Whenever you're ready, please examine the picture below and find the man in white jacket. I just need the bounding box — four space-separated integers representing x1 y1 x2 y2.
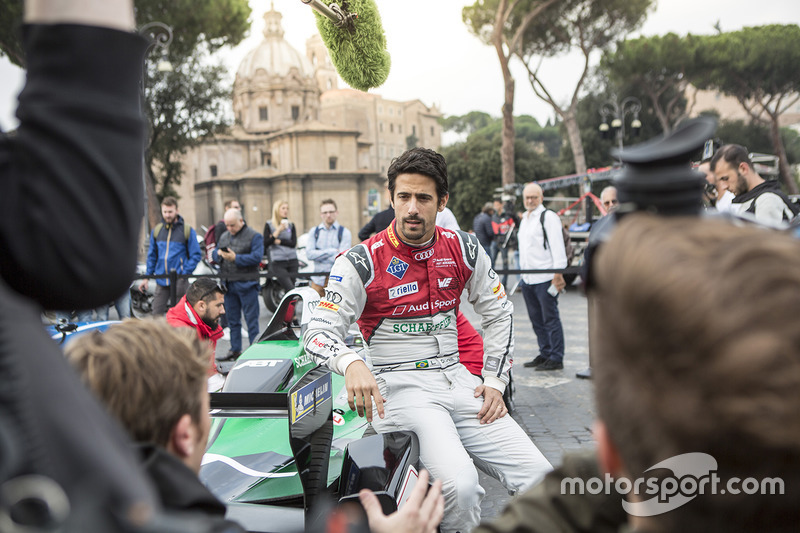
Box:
518 183 567 371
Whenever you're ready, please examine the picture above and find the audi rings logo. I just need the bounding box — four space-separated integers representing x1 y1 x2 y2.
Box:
413 248 435 261
324 290 343 304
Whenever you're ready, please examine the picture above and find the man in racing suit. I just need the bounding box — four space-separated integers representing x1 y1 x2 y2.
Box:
304 148 551 533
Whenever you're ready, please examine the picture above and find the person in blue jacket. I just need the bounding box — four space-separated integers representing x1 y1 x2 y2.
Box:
139 196 202 315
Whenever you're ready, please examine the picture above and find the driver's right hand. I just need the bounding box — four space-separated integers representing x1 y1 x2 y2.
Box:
344 360 385 422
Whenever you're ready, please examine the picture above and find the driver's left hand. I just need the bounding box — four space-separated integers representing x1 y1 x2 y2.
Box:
474 384 508 425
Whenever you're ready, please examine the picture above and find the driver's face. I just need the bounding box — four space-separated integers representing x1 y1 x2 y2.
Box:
391 173 446 245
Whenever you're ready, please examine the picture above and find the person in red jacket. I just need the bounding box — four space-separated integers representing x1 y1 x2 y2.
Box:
166 278 226 390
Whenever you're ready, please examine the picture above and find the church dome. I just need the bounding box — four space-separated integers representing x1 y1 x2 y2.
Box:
236 7 313 80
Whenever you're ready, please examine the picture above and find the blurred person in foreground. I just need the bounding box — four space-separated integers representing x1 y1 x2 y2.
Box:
0 0 160 528
476 215 800 533
67 320 445 533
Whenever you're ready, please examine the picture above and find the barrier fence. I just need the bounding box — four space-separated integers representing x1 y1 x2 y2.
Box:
135 265 583 310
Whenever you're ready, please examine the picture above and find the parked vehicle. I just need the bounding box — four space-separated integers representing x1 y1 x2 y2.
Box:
200 286 422 530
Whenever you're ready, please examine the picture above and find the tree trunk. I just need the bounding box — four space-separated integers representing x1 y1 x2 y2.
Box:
145 165 161 231
768 116 799 194
564 108 587 175
493 0 515 187
500 74 515 187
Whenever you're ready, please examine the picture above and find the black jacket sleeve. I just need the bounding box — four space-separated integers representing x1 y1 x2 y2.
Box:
358 217 376 241
264 222 297 249
264 221 275 246
286 224 298 248
0 24 147 309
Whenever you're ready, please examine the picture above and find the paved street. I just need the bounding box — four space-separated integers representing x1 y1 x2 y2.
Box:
211 283 596 521
461 286 597 520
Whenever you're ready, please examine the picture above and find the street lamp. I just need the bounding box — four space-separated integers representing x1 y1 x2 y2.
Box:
599 96 642 156
138 22 173 239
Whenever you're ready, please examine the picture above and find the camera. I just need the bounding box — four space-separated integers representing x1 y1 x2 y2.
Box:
702 180 717 199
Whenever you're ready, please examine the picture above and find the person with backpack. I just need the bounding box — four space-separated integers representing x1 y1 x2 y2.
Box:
306 199 352 297
263 199 299 293
712 144 800 224
139 196 202 315
518 183 567 371
204 199 241 264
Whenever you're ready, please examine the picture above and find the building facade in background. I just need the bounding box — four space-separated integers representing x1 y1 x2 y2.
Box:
177 6 442 237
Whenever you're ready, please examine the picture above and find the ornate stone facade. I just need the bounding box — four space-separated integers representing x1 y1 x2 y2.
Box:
177 5 442 238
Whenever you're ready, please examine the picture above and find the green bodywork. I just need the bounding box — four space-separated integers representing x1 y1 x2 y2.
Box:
202 339 369 504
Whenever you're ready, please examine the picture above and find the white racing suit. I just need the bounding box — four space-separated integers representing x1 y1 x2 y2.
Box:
304 222 552 533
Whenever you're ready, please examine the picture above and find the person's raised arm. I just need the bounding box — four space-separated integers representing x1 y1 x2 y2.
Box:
2 0 145 309
25 0 135 30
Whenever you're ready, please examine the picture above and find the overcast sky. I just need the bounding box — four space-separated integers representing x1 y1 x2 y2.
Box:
1 0 799 132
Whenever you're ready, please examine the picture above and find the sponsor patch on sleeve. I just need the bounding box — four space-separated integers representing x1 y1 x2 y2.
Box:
318 300 340 312
330 275 343 282
484 357 500 372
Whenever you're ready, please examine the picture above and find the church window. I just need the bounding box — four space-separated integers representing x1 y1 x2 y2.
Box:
261 150 272 167
329 157 338 170
430 126 434 136
398 125 402 134
292 106 300 121
210 165 218 177
259 106 268 121
380 122 384 133
390 124 394 133
412 125 416 135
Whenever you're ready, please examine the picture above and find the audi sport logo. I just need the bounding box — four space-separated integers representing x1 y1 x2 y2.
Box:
413 248 434 261
324 290 343 304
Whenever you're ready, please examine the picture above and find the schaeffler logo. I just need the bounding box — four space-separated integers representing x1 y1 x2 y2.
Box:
561 453 784 517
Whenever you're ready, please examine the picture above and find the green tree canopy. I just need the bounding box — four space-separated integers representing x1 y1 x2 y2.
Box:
601 33 700 134
692 25 800 193
514 0 654 175
0 0 23 66
0 0 252 226
443 114 558 226
463 0 561 187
